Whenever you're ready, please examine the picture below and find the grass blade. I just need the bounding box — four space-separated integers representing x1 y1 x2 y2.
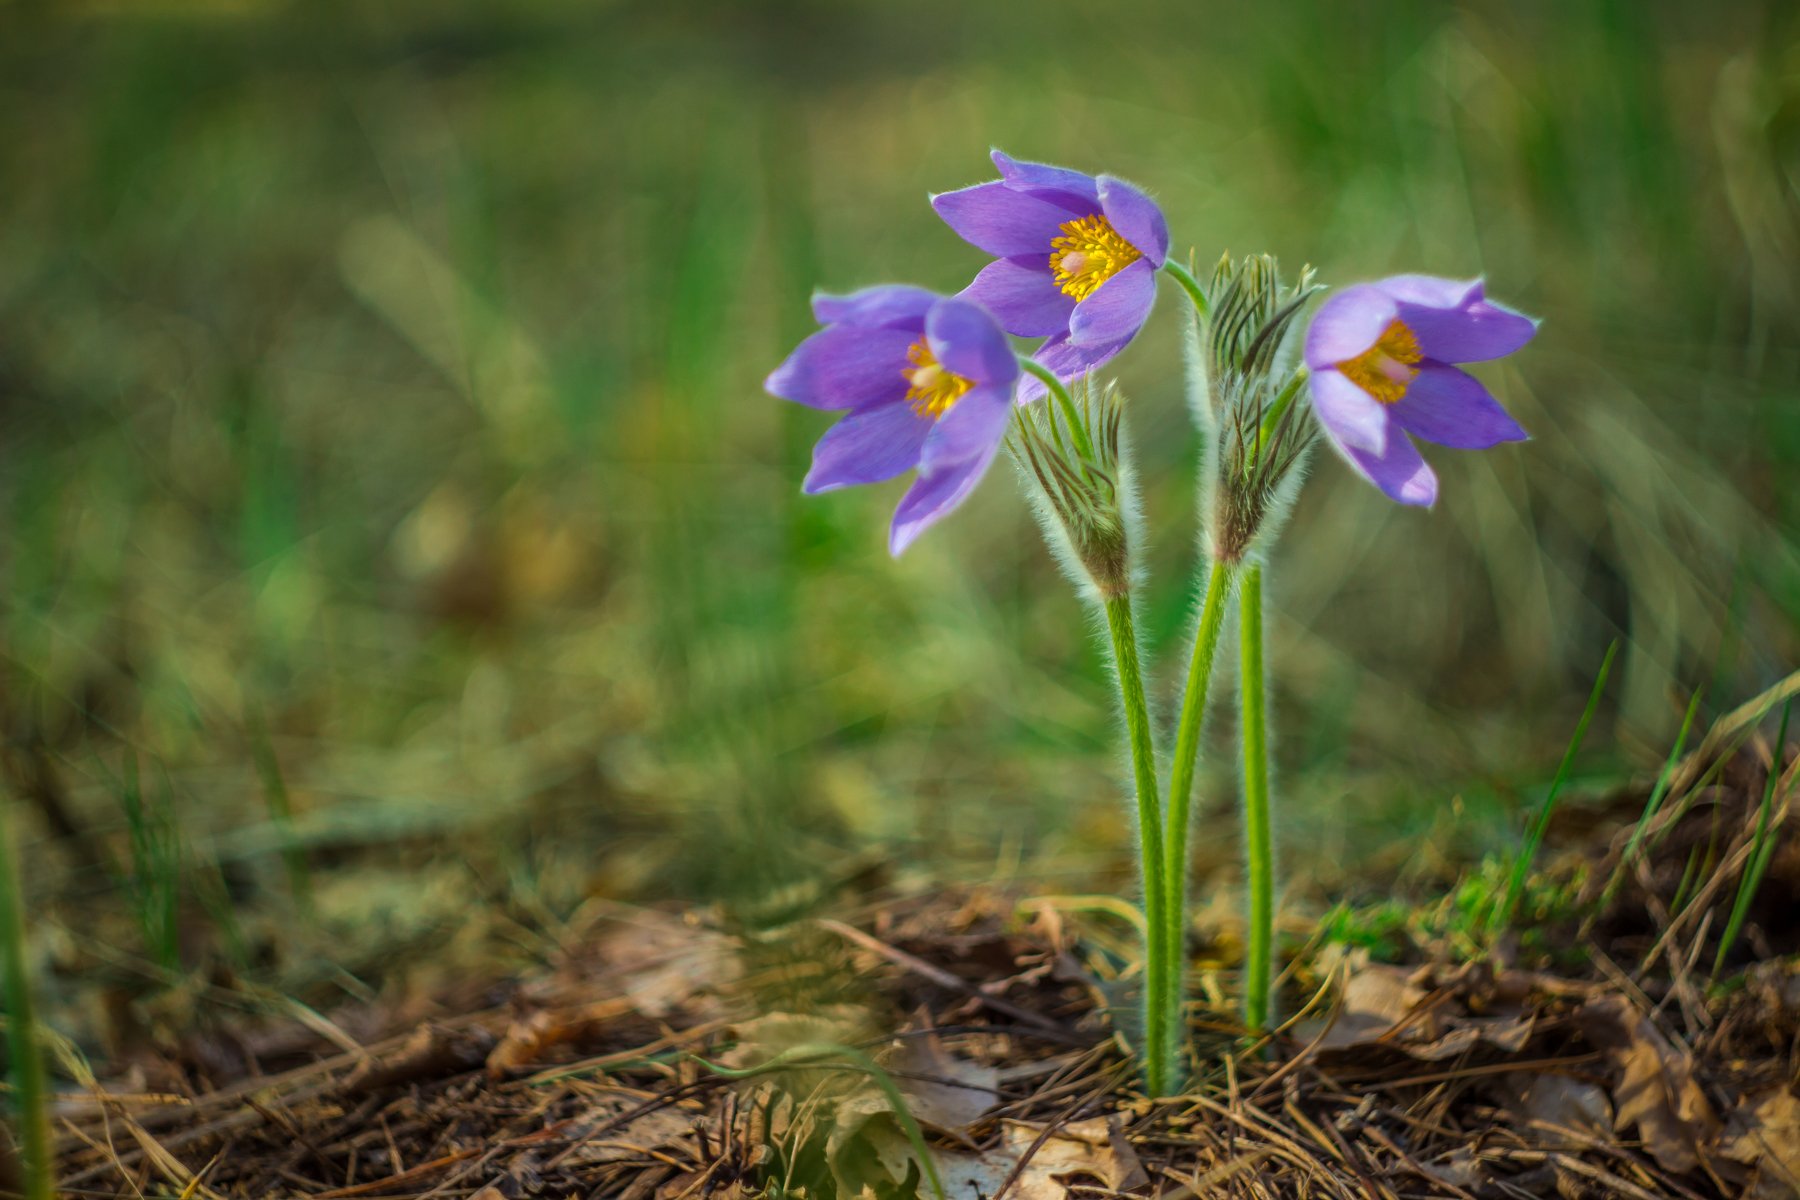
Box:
1600 685 1704 908
1713 699 1792 975
0 802 55 1200
1496 640 1618 931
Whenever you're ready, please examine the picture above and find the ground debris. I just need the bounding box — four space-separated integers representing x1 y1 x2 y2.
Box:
50 748 1800 1200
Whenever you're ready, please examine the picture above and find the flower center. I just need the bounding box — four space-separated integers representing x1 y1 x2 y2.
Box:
903 338 975 419
1337 318 1423 404
1049 214 1143 301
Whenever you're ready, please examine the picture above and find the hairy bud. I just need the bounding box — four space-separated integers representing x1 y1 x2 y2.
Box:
1195 253 1321 562
1012 379 1136 599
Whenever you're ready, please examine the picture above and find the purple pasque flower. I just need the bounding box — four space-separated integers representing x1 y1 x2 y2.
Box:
1304 275 1537 506
931 151 1169 403
765 285 1020 555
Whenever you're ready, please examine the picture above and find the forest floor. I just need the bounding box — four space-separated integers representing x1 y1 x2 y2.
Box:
35 687 1800 1200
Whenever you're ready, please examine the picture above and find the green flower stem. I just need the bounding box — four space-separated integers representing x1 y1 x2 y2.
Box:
1018 359 1096 465
1160 260 1211 319
1102 592 1169 1094
1159 555 1237 1066
1238 563 1274 1035
0 806 54 1200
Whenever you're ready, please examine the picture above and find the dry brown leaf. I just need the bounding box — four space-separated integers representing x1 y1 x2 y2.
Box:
935 1116 1146 1199
1303 964 1430 1050
891 1036 1000 1138
1499 1070 1614 1139
595 910 738 1020
1719 1088 1800 1199
563 1104 698 1166
1300 964 1535 1061
1578 993 1719 1174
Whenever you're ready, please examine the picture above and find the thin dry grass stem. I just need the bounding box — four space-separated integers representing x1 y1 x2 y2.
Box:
45 873 1800 1199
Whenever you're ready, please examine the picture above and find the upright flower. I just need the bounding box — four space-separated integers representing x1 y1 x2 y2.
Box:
765 286 1020 554
1304 276 1536 505
932 151 1169 402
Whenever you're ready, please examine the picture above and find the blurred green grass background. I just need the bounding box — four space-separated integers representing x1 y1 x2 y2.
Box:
1 0 1798 1045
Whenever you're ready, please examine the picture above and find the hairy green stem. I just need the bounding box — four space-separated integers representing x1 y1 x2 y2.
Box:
1160 260 1211 319
1238 564 1274 1035
1158 556 1237 1071
1018 359 1097 464
0 806 54 1200
1102 593 1169 1094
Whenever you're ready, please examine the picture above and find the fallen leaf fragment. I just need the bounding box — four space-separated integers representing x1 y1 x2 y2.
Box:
890 1036 1000 1139
935 1117 1145 1199
1577 993 1718 1174
1719 1088 1800 1200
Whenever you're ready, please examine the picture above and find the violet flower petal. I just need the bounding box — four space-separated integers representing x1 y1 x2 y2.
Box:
989 150 1100 212
811 285 936 331
1389 363 1529 449
925 298 1018 386
1333 427 1438 507
931 183 1077 259
1097 176 1168 267
919 382 1012 472
1308 368 1392 454
1371 275 1480 308
1399 294 1538 364
1304 285 1398 368
961 257 1075 338
1068 258 1156 347
765 326 917 410
802 399 933 493
889 390 1010 555
1015 332 1127 404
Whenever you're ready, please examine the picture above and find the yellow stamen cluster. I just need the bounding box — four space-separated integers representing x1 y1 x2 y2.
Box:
903 338 975 419
1337 319 1423 404
1049 214 1142 301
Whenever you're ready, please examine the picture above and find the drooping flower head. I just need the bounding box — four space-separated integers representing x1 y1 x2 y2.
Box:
932 151 1169 402
1304 276 1537 506
765 286 1019 555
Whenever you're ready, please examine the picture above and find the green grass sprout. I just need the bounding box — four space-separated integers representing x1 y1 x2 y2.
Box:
0 803 54 1200
1713 699 1792 975
1497 640 1619 932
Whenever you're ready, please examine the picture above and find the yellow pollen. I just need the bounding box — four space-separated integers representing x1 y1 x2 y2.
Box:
1337 319 1423 404
1049 214 1142 301
902 338 975 419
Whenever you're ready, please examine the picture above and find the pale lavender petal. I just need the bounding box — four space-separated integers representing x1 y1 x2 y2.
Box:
888 453 992 555
802 399 932 493
889 392 1009 555
1097 176 1168 267
1371 275 1480 308
811 285 935 331
765 326 915 410
1399 290 1539 364
919 383 1012 472
931 182 1074 258
989 150 1100 212
960 257 1074 338
1068 259 1156 347
1015 332 1126 404
1389 363 1528 449
1308 368 1392 454
925 298 1019 386
1304 285 1398 368
1331 427 1439 507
